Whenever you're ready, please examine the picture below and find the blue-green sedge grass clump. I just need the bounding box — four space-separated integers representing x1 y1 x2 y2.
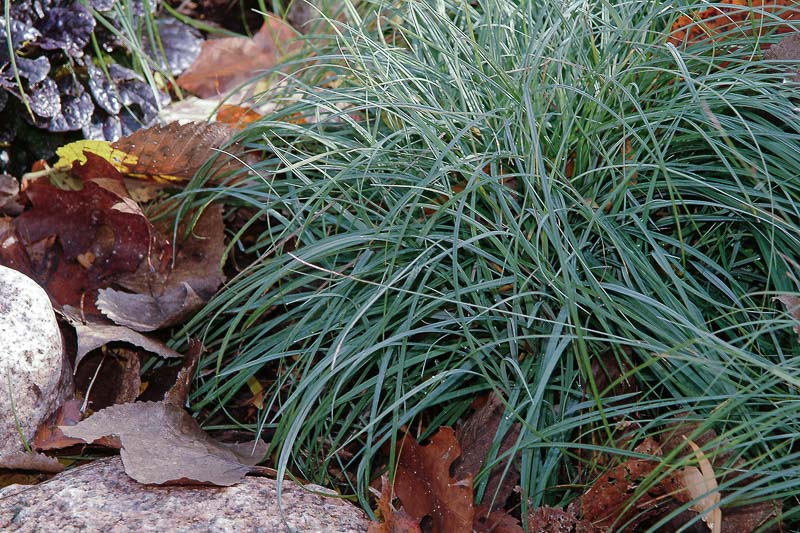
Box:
174 0 800 527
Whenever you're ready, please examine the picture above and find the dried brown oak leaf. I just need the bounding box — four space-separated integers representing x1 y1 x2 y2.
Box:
177 14 300 98
577 438 664 531
393 427 474 533
368 473 422 533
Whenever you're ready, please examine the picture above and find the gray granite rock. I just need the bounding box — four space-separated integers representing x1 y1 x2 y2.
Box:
0 457 370 532
0 266 70 456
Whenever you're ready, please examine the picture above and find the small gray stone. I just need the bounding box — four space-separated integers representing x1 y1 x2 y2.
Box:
0 457 370 532
0 266 69 455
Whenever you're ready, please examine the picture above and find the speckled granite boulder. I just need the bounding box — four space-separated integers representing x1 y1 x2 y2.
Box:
0 266 70 456
0 457 370 532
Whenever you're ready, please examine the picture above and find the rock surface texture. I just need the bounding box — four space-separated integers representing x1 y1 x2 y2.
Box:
0 266 68 455
0 456 370 532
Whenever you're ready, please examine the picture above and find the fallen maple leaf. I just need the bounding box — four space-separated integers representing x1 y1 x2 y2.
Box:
393 427 474 533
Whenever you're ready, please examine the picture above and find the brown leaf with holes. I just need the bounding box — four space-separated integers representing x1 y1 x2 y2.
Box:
393 427 474 533
111 122 247 183
454 393 520 510
528 506 597 533
576 438 664 530
177 15 300 98
368 473 422 533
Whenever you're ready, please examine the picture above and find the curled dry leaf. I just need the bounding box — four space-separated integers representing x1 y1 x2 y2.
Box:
683 439 721 533
69 320 181 365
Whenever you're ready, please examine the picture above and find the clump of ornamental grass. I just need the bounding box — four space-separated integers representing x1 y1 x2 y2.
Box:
173 0 800 526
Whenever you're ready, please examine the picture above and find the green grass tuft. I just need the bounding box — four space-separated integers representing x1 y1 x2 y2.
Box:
173 0 800 526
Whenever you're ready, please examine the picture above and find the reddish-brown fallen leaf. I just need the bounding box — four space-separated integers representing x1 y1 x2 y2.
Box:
454 393 520 510
111 122 245 183
177 15 300 98
10 153 171 314
368 473 422 533
473 506 524 533
33 399 86 451
577 438 664 530
668 0 799 46
97 203 226 331
393 427 474 533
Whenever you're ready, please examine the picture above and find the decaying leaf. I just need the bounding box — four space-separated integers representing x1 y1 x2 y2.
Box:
61 401 266 486
176 14 300 98
683 439 721 533
164 339 203 407
60 339 260 487
473 507 524 533
0 451 64 473
368 473 422 533
775 294 800 343
33 399 86 451
11 153 171 313
55 122 246 184
527 506 597 533
69 320 181 364
393 427 474 533
577 438 664 530
97 203 226 331
454 393 520 510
